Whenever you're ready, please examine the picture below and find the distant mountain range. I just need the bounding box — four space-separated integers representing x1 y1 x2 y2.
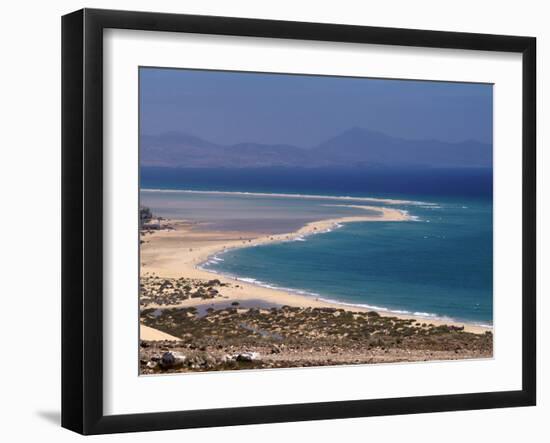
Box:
140 127 492 169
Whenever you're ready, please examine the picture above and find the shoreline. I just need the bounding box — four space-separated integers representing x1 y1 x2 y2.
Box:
198 264 492 332
140 207 492 335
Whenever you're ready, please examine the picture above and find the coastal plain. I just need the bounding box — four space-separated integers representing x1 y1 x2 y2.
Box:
139 206 493 374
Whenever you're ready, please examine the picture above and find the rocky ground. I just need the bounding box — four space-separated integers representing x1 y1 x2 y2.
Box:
139 297 493 374
140 275 226 306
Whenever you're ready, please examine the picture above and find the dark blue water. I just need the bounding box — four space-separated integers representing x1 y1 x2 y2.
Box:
141 167 493 325
141 167 492 200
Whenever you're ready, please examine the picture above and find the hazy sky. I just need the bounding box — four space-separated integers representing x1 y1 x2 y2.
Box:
140 67 493 147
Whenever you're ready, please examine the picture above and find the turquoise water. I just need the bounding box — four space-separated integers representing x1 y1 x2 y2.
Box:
142 189 493 325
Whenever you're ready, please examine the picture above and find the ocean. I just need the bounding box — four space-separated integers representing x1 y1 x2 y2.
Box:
140 167 493 326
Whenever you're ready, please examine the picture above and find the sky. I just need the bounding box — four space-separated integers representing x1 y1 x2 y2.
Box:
139 67 493 147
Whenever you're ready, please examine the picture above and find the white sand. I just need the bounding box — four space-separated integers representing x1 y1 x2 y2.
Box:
140 324 181 341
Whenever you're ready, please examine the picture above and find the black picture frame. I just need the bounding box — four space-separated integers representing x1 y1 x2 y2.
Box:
61 8 536 435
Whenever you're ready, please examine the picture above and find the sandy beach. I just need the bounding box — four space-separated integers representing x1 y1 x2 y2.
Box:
140 324 181 341
140 206 490 334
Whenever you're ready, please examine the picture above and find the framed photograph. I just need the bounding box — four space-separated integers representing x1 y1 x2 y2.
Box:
61 8 536 435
